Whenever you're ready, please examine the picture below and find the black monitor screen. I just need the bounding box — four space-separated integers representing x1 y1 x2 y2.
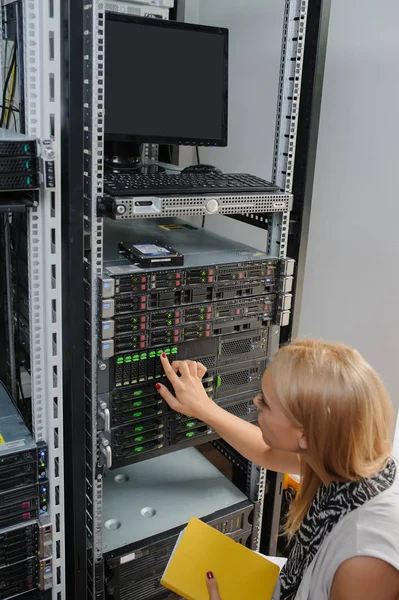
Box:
104 14 229 146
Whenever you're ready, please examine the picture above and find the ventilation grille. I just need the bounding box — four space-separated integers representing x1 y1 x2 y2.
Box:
118 540 175 584
225 400 252 418
0 173 40 190
119 572 167 600
117 193 291 219
221 338 252 357
219 371 250 389
0 157 38 173
0 142 36 156
197 355 216 370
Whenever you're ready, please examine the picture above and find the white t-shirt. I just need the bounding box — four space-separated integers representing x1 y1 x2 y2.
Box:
273 461 399 599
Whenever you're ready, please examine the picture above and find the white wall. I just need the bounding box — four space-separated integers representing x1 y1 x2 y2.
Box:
182 0 285 250
296 0 399 442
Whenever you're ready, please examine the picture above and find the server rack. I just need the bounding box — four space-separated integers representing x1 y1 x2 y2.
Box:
0 0 330 598
0 0 66 597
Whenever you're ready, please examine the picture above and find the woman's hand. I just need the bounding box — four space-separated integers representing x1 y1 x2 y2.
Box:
156 354 215 421
206 572 222 600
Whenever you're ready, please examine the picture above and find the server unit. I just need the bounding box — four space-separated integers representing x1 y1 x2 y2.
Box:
0 129 40 192
0 383 52 597
103 448 256 600
97 219 293 468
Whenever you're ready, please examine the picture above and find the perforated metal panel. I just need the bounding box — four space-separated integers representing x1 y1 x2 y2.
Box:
113 193 292 219
22 0 65 597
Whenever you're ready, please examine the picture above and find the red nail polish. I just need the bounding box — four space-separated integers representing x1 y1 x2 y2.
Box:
154 383 161 390
206 572 214 580
161 353 166 358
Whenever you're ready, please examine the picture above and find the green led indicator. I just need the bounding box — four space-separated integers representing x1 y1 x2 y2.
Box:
164 348 171 355
149 351 156 358
201 271 206 276
216 376 222 388
185 432 195 438
116 357 124 364
133 318 138 323
140 353 147 360
186 422 195 428
167 313 172 318
171 347 178 354
133 355 140 361
200 316 204 320
133 401 143 408
134 426 144 432
167 320 172 326
134 436 144 443
124 356 132 363
133 411 143 418
134 446 144 453
133 390 143 396
200 308 205 313
156 349 163 356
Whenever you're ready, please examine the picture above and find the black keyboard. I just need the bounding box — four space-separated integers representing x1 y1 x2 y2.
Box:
103 172 280 197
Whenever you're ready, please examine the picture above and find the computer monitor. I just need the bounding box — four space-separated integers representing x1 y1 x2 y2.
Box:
104 13 229 147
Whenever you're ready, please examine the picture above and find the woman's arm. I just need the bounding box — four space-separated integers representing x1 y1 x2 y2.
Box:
158 355 300 475
330 557 399 600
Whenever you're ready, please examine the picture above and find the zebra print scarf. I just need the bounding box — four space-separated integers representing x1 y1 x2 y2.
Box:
279 458 396 600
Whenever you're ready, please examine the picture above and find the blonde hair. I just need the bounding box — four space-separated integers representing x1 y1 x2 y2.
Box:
270 339 393 538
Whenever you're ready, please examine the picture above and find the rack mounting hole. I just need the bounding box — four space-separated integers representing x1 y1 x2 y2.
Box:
105 519 121 531
115 474 129 484
141 507 156 518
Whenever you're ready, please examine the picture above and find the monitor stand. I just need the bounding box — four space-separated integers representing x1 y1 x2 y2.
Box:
104 141 165 174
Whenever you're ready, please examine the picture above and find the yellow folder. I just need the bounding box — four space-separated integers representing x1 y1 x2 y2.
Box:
161 517 280 600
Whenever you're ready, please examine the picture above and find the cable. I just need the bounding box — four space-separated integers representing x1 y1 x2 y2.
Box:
0 43 16 128
6 60 17 128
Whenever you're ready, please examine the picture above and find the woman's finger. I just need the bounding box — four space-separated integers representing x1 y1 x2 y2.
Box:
206 572 221 600
176 360 191 379
171 360 207 379
196 362 207 379
155 383 180 412
161 354 182 388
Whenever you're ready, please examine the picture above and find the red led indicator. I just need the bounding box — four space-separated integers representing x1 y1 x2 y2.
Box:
140 303 146 310
141 284 146 290
140 316 146 322
176 280 181 287
238 273 244 279
140 335 146 341
206 324 211 330
176 273 181 279
175 318 180 325
174 336 179 342
235 309 241 315
208 276 213 283
140 324 146 330
207 307 212 313
141 276 146 283
209 269 214 276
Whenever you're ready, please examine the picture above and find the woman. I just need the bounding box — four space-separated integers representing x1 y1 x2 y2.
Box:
156 339 399 600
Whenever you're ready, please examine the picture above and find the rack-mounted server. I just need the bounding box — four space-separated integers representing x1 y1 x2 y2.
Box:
103 448 256 600
97 219 294 469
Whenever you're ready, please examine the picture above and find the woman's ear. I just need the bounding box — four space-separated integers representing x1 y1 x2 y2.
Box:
298 430 307 451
